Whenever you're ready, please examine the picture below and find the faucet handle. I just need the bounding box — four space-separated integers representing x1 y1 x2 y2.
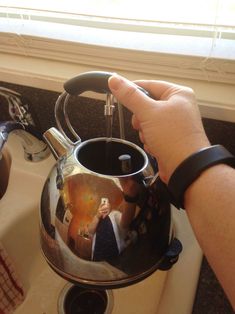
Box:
0 86 35 126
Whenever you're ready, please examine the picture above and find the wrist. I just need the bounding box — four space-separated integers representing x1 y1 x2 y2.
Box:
167 145 235 209
95 213 102 219
162 137 210 183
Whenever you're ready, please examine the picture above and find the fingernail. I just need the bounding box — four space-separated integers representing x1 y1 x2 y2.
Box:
108 74 124 91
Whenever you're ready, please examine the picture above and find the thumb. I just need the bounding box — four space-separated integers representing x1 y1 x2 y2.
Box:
108 74 153 114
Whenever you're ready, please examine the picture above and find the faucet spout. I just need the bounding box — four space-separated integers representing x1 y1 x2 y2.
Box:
0 121 50 162
0 121 23 151
0 87 50 162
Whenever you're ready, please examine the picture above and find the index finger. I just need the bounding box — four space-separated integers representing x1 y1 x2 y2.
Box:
108 74 182 115
108 74 155 114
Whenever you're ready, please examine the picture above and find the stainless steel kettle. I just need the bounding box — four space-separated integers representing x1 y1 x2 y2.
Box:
40 71 182 289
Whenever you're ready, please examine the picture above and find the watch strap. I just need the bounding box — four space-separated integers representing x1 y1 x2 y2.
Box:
167 145 235 209
123 193 139 203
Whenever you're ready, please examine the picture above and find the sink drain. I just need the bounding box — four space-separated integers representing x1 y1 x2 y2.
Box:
58 283 114 314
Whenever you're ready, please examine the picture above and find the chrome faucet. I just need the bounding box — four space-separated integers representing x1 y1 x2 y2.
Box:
0 87 50 162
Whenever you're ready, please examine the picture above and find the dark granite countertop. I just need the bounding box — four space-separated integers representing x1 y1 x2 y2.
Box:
193 257 233 313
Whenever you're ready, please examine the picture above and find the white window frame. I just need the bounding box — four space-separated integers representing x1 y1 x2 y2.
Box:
0 10 235 122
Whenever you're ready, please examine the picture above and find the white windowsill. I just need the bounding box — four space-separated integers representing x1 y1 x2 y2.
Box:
0 18 235 122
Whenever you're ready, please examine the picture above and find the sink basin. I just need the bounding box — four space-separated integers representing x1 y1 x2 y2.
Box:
0 135 202 314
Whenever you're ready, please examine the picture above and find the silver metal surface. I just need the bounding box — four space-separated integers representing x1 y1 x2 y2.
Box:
118 154 132 174
15 129 50 162
43 127 74 159
55 91 81 146
104 94 115 116
63 93 81 142
40 135 172 288
0 87 50 162
0 132 6 152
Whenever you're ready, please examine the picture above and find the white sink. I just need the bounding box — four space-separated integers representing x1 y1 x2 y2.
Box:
0 135 202 314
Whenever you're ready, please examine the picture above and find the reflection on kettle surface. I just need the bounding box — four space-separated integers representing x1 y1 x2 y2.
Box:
40 163 171 286
62 173 125 262
89 197 137 262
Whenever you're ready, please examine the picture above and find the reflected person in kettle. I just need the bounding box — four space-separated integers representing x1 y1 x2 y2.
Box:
88 180 139 262
108 74 235 309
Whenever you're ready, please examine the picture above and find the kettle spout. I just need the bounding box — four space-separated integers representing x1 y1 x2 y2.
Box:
43 127 73 159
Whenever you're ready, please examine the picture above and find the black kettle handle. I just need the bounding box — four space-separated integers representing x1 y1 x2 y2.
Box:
64 71 112 95
64 71 150 97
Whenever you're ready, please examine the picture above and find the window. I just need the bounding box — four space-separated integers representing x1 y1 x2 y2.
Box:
0 1 235 122
1 1 235 58
1 0 235 34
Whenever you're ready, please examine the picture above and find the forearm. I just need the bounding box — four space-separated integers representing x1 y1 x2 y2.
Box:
120 202 136 229
184 164 235 308
108 74 235 307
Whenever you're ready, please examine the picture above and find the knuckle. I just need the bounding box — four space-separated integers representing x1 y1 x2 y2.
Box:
122 84 139 103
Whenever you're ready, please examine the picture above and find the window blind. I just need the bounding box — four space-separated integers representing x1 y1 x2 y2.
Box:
0 0 235 123
1 0 235 36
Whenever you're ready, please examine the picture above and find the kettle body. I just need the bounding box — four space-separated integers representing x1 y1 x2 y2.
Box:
40 71 179 289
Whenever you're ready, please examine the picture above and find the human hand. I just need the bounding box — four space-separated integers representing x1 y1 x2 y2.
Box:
108 74 210 183
97 203 111 219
